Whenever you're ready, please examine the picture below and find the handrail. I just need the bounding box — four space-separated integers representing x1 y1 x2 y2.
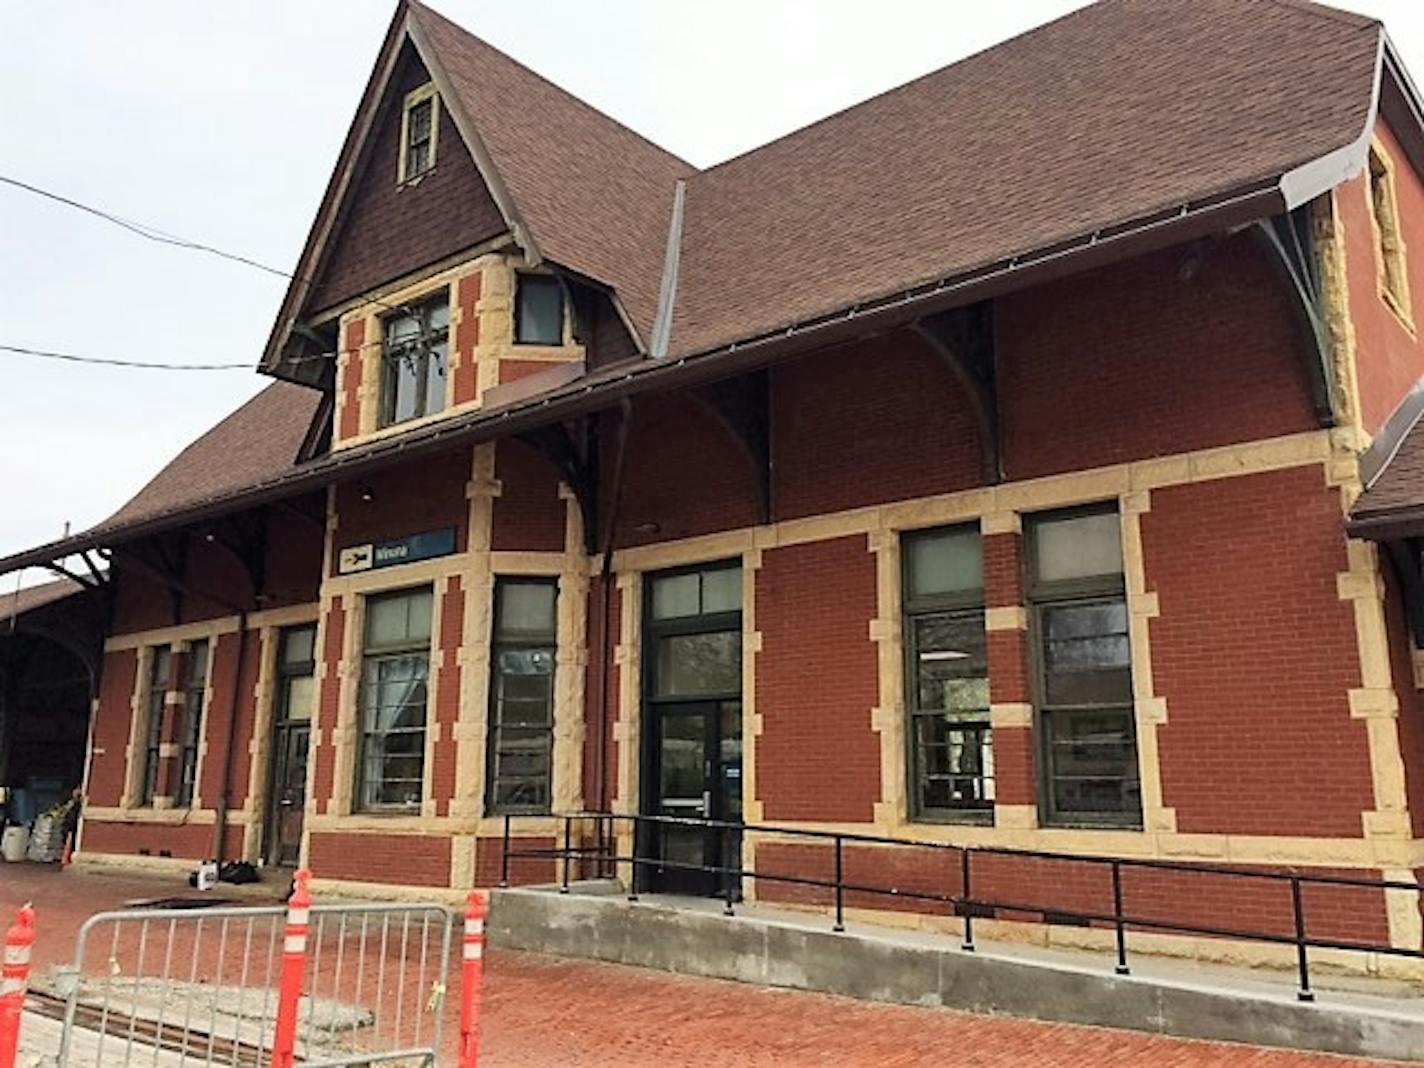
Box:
499 811 1424 1002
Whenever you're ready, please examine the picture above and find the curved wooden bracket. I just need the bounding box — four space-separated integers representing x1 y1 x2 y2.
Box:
1251 208 1336 428
687 371 772 525
518 416 601 555
911 302 1002 484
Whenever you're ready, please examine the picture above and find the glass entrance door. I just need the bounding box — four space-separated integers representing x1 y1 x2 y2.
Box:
641 563 743 897
265 625 315 868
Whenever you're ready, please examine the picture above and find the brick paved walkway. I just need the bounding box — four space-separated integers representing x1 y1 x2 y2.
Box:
1 864 1408 1066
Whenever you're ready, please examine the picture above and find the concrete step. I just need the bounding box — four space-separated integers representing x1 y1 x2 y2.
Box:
489 884 1424 1062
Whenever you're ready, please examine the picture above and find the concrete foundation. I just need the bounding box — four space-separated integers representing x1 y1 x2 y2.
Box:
489 884 1424 1062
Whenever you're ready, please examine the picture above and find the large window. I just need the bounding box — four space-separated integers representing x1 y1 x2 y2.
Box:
357 587 433 811
380 294 449 428
514 274 565 346
487 579 559 815
175 639 209 807
1027 507 1140 826
902 526 991 821
140 646 172 805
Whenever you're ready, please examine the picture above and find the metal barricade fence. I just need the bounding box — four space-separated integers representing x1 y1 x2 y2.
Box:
49 894 455 1068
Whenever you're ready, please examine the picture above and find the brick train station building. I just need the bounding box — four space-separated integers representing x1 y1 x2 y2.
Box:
12 0 1424 968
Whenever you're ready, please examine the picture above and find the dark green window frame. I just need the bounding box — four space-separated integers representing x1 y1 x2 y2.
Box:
356 586 434 812
486 577 559 816
513 274 565 346
1026 505 1141 829
140 645 172 806
380 293 449 428
901 525 991 823
175 639 209 808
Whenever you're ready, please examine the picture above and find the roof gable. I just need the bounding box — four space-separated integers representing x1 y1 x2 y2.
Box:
308 40 507 316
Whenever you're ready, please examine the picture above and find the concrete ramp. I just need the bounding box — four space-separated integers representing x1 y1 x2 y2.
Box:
489 884 1424 1063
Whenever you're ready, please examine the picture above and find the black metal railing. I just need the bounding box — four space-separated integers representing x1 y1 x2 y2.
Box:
499 811 1424 1002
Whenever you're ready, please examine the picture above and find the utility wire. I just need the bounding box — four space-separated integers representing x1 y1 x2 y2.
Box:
0 173 424 372
0 174 291 279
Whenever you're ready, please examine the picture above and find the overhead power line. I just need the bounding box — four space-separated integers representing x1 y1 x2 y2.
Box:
0 174 292 279
0 343 255 371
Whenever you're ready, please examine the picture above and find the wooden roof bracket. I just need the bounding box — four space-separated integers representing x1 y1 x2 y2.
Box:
688 370 773 525
1250 207 1337 428
911 301 1003 484
518 415 601 555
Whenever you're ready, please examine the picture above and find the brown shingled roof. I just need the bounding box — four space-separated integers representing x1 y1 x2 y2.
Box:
669 0 1381 355
408 2 693 344
96 382 320 534
0 577 84 626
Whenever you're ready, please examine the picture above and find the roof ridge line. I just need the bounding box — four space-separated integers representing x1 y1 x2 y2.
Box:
1255 0 1379 32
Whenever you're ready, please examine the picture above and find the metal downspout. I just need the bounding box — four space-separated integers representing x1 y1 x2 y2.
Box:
594 400 634 825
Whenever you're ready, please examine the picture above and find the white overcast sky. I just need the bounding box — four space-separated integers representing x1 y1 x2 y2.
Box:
2 0 1423 577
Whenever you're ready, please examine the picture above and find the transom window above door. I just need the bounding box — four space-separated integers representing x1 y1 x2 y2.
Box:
647 564 742 700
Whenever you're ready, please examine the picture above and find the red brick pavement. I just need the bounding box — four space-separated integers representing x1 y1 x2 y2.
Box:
0 864 1408 1066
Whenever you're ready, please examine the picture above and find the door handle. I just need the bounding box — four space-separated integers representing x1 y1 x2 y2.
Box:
702 790 712 817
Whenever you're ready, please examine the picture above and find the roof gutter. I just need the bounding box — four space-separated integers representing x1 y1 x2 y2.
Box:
0 175 1303 580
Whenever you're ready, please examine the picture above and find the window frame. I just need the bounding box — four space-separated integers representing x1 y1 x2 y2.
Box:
355 586 435 813
900 524 992 824
175 639 209 808
140 645 172 806
1025 504 1141 830
379 290 450 429
485 577 560 816
1367 143 1413 328
398 83 440 184
513 273 567 347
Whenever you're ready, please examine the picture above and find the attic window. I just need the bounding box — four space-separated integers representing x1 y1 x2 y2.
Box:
1368 144 1412 325
400 84 439 183
515 274 565 346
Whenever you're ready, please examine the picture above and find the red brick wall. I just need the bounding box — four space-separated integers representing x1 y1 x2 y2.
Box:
983 532 1034 807
312 596 347 816
332 446 471 569
110 564 173 635
262 501 325 608
453 272 482 406
753 841 1391 947
87 649 139 807
999 234 1316 480
491 439 565 552
498 359 558 386
1145 466 1371 837
1341 119 1424 434
81 820 241 863
308 831 451 887
771 335 983 520
756 537 880 822
474 834 556 887
615 394 759 548
340 317 366 442
584 578 619 813
432 577 465 816
197 629 262 814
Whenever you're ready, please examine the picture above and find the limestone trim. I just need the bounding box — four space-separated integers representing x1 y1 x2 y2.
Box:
742 548 765 844
988 703 1034 729
984 606 1028 632
1120 490 1175 835
742 821 1422 871
451 444 497 823
83 807 254 827
610 570 643 887
868 530 905 831
1313 191 1364 432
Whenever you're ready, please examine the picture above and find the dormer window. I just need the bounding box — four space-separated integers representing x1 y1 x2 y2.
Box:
400 84 439 183
380 293 449 427
515 274 565 345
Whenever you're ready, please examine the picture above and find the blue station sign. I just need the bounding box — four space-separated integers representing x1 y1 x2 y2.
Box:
337 527 457 575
